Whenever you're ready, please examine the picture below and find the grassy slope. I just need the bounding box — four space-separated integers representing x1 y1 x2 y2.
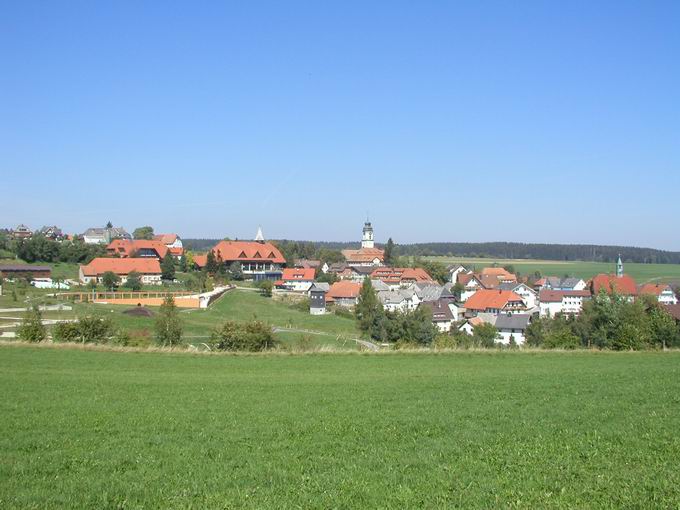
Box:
425 256 680 283
1 347 679 508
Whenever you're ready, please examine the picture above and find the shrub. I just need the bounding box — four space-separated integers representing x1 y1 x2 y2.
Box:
211 320 277 352
53 316 114 344
17 306 46 343
154 296 183 347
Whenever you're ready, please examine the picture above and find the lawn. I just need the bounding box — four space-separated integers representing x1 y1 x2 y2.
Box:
425 256 680 283
1 347 679 508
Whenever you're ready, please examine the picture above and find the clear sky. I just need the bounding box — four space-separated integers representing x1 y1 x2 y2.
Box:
2 1 679 249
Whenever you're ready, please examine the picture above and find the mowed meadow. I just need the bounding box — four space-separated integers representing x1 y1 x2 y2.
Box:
1 346 680 508
425 256 680 283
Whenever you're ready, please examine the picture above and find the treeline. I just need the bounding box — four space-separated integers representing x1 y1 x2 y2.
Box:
183 239 680 264
0 233 106 264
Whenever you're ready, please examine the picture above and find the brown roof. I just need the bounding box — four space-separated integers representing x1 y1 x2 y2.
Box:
639 283 673 296
80 258 161 276
371 267 433 284
420 300 454 322
106 239 169 259
539 289 592 303
662 304 680 321
154 233 178 244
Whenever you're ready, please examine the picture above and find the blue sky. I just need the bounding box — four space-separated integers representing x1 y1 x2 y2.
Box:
2 1 679 249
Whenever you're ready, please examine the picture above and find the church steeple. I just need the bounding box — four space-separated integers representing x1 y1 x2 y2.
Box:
616 254 623 278
255 225 265 243
361 220 374 249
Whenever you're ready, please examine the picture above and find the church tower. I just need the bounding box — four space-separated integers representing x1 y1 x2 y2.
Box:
361 221 374 249
255 226 265 243
616 254 623 278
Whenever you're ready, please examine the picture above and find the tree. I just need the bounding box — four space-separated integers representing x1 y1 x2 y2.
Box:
133 226 154 240
161 253 176 281
101 271 120 291
17 306 46 343
205 251 218 274
53 317 114 344
649 306 680 349
123 271 142 291
258 279 273 297
355 278 384 340
154 296 183 347
384 238 395 266
228 261 243 281
178 255 188 272
472 323 498 348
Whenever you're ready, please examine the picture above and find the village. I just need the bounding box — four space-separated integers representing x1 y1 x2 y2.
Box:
2 221 679 347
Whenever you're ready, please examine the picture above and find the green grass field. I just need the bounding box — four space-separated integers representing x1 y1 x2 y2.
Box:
1 347 679 508
426 256 680 283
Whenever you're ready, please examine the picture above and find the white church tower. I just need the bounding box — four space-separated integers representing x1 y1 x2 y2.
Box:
616 254 623 278
361 221 375 249
255 225 265 243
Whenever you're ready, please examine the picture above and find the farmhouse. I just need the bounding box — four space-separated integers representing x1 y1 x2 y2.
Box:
326 280 362 307
341 221 385 267
79 258 162 285
464 289 526 316
106 239 169 259
83 226 131 244
277 268 316 292
378 288 420 312
11 224 33 240
539 289 591 317
639 283 678 305
0 264 51 279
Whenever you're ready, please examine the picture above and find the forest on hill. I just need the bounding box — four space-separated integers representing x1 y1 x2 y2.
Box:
183 239 680 264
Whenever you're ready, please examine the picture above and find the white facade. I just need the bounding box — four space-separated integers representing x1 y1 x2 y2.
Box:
283 279 314 293
496 329 526 346
539 295 587 317
658 289 678 305
512 284 538 309
361 222 375 249
31 278 70 290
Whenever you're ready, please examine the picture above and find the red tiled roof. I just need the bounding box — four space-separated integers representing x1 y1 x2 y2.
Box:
106 239 169 259
80 258 161 276
639 283 672 296
169 247 184 257
539 289 592 303
663 304 680 321
327 281 362 299
193 254 208 267
154 233 178 244
211 241 286 264
465 289 524 311
371 267 433 284
591 274 637 296
282 268 315 281
341 247 385 263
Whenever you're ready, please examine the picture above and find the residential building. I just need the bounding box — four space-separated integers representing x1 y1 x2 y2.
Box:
11 224 33 239
498 282 538 309
371 267 434 289
326 281 362 307
456 273 485 302
79 258 162 285
83 226 131 244
480 267 517 283
494 313 532 345
154 233 184 257
37 226 64 240
341 221 385 267
662 304 680 323
639 283 678 305
309 284 327 315
535 277 587 291
464 289 526 316
106 239 169 259
378 288 420 312
294 259 322 270
448 264 470 283
420 299 455 333
539 289 591 317
277 268 316 292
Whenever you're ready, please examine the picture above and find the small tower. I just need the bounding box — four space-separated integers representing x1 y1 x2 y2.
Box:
255 226 265 243
361 221 374 249
616 254 623 278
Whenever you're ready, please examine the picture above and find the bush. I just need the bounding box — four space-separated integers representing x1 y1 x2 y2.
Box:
17 306 46 343
53 316 114 344
154 296 183 347
288 298 310 312
210 320 277 352
258 279 273 297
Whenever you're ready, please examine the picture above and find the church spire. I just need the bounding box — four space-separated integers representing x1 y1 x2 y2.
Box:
361 220 374 249
616 254 623 278
255 225 265 243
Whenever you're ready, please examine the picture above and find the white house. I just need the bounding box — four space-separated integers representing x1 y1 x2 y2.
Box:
448 264 470 283
82 226 131 245
79 258 162 285
494 313 532 345
498 282 538 309
639 283 678 305
539 289 591 317
278 268 316 292
420 299 455 333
